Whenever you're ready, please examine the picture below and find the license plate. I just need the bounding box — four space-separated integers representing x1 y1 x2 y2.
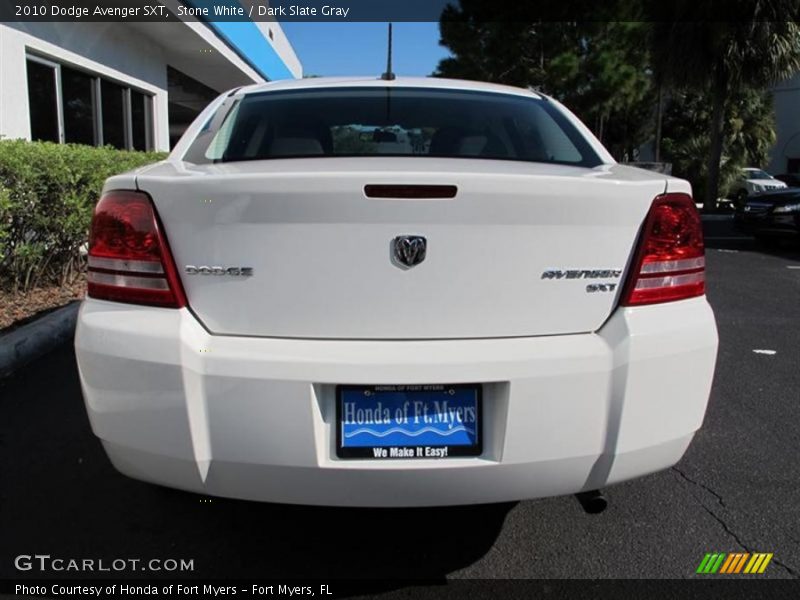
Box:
336 384 482 459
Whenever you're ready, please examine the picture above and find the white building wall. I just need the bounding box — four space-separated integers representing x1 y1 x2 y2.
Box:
769 73 800 174
233 0 302 79
0 22 171 150
254 21 302 79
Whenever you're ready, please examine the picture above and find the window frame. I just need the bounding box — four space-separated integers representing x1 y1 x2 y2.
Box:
129 88 154 152
25 52 155 151
26 54 65 143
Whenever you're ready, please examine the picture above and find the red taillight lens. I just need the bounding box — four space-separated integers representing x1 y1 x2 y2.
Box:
621 193 705 306
87 191 186 308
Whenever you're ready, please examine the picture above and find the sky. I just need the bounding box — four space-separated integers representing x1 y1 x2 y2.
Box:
279 22 451 78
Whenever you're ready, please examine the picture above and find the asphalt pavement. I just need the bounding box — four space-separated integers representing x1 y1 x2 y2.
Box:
1 216 799 581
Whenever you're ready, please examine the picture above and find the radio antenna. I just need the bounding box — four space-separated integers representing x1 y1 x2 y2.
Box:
381 23 396 81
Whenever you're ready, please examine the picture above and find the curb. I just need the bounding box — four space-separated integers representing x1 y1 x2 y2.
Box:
0 301 81 378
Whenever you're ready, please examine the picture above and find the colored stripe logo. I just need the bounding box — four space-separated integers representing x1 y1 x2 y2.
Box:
696 552 773 574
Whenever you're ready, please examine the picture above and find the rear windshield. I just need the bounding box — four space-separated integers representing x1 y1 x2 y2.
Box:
184 87 603 167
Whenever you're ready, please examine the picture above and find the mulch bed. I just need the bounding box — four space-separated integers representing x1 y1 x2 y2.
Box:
0 280 86 333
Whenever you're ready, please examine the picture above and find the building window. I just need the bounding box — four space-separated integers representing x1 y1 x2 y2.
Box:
25 54 154 150
101 79 126 149
62 65 96 145
26 58 59 143
130 90 151 151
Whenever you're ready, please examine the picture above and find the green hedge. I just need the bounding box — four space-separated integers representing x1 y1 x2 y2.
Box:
0 140 167 292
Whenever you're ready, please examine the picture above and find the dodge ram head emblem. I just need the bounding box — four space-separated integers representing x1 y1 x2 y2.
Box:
393 235 427 268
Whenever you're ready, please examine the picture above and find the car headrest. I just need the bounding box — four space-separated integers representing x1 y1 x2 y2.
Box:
457 135 490 156
430 127 507 157
429 127 466 155
269 137 325 156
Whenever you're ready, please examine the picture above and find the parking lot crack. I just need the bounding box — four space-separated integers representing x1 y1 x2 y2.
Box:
672 467 800 578
772 558 800 578
672 466 727 508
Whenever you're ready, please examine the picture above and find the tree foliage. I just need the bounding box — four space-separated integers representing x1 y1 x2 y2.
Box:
435 11 654 160
650 10 800 208
434 0 800 209
662 87 777 202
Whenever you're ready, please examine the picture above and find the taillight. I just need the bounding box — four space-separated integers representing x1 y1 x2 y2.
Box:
87 190 186 308
621 193 705 306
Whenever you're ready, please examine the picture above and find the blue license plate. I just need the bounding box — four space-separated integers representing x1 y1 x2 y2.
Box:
336 384 482 459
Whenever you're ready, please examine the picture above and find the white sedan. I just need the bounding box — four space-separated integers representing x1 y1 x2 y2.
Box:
75 77 718 507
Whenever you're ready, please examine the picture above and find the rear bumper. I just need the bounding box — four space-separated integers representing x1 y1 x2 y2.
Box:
75 298 718 507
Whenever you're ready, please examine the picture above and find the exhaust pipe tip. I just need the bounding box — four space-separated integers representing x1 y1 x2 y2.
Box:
576 489 608 514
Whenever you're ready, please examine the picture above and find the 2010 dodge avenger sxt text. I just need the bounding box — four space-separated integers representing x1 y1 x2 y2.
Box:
74 77 718 506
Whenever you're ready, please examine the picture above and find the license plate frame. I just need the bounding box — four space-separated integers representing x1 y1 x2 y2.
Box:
335 384 483 459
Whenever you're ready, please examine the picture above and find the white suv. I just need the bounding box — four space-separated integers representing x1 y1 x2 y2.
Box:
75 77 718 507
730 168 788 208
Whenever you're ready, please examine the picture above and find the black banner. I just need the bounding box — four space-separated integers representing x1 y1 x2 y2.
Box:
1 0 799 23
2 579 800 600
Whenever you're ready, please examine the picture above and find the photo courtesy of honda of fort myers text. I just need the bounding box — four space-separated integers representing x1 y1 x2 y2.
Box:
14 582 337 598
2 0 800 598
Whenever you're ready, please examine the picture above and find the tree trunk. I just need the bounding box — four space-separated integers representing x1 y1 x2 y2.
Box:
654 82 664 163
705 81 726 212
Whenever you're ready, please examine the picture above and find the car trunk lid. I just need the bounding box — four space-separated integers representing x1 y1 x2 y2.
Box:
138 158 666 339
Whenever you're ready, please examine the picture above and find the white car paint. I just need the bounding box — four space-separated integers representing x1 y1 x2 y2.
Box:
75 77 718 506
140 158 666 339
77 295 716 506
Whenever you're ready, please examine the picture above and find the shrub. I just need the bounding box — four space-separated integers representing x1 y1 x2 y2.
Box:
0 140 166 292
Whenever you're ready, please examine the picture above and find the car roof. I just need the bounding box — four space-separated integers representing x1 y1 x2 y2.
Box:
234 76 543 100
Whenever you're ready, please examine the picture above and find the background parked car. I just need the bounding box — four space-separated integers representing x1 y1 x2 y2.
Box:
729 168 788 209
734 188 800 241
